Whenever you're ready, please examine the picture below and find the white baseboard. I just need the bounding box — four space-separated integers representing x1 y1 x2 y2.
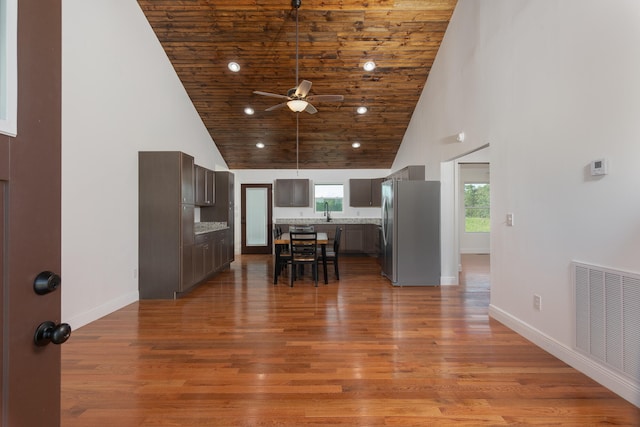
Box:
489 304 640 408
64 291 139 330
440 275 458 286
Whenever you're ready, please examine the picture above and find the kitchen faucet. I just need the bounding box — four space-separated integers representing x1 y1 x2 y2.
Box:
324 201 331 222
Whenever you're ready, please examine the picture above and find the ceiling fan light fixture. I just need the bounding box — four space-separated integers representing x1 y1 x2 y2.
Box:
356 106 368 114
287 99 309 112
352 142 361 148
256 142 265 148
244 107 254 115
228 61 240 72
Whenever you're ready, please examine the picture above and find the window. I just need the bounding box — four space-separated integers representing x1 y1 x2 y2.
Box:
464 183 490 232
0 0 17 136
314 184 343 213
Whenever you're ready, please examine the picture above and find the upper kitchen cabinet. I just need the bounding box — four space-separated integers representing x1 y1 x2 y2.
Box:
201 171 235 263
275 179 309 207
194 165 215 206
202 171 234 224
387 165 425 181
179 153 195 204
349 178 383 207
139 151 195 299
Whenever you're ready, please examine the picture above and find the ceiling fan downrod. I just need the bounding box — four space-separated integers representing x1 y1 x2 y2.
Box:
293 0 300 87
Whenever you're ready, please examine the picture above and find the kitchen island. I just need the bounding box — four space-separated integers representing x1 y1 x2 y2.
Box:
275 218 381 256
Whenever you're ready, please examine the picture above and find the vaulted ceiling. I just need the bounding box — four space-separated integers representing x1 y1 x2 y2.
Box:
137 0 457 169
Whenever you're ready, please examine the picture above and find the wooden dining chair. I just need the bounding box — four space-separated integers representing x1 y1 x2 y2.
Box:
289 231 319 287
318 226 342 280
273 228 291 284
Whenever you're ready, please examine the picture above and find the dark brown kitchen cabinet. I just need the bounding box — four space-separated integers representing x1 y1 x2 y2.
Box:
194 232 215 282
201 171 235 266
386 165 425 181
180 153 195 204
364 224 380 256
275 179 309 207
343 224 364 253
139 151 195 299
195 165 215 206
211 229 230 272
349 178 383 207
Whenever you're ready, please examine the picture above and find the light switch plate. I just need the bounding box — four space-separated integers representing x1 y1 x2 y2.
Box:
506 213 514 226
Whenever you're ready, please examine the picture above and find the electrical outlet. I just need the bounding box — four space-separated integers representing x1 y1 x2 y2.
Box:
533 294 542 311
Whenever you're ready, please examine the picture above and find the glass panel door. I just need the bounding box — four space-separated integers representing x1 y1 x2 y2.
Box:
246 187 267 246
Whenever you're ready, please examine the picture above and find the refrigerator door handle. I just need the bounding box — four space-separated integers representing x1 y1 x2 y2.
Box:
381 196 388 247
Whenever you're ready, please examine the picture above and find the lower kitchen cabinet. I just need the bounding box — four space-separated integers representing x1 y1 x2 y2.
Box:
363 224 380 256
278 223 379 256
195 229 233 281
343 224 364 253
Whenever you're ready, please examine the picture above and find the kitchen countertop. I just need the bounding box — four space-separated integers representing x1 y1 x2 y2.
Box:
195 221 228 234
275 218 381 225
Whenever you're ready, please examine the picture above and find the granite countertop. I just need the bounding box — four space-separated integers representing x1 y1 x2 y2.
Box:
195 222 228 234
275 218 381 226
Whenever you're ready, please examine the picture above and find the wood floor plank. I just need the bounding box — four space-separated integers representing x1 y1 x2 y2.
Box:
61 254 640 426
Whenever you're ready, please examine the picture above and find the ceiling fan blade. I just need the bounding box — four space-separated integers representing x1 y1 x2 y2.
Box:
265 102 288 112
253 90 289 100
304 103 318 114
295 80 312 98
306 95 344 102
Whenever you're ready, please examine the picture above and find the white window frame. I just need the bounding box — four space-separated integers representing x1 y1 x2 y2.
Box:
0 0 18 137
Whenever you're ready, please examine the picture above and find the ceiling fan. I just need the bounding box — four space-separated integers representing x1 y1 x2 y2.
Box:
253 0 344 114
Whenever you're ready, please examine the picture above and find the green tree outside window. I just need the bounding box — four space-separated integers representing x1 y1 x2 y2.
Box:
464 183 490 232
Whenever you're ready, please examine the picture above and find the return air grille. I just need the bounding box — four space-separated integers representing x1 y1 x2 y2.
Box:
574 262 640 382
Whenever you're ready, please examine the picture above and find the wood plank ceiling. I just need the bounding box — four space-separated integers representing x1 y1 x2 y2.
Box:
137 0 457 169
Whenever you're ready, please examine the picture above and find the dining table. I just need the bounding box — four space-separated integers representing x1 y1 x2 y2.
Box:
273 232 329 285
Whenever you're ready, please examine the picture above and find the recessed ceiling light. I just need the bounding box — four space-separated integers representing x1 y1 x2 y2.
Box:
356 106 368 114
244 107 254 115
352 142 361 148
363 61 376 72
228 61 240 72
256 142 265 148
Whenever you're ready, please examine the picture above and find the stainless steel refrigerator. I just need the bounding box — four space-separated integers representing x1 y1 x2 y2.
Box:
381 180 440 286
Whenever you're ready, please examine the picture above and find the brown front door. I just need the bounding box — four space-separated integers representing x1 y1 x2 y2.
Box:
1 1 62 426
241 184 273 254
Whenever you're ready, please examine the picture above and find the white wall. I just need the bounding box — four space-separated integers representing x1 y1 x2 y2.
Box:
395 0 640 405
62 0 227 328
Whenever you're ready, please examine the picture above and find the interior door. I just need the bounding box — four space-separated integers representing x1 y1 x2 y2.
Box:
241 184 273 254
1 0 63 425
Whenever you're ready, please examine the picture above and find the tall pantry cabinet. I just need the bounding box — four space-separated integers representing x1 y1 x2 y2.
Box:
139 151 195 299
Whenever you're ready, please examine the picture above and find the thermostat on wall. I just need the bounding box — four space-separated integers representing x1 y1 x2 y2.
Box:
590 158 608 176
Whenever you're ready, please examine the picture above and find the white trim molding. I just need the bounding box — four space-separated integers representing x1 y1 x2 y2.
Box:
489 304 640 408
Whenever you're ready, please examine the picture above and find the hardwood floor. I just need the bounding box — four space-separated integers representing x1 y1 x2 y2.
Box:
61 254 640 426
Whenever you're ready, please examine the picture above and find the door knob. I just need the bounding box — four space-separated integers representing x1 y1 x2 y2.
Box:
34 271 61 295
34 321 71 346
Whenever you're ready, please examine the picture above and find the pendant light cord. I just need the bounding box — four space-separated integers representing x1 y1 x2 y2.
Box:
293 0 301 175
295 2 300 174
